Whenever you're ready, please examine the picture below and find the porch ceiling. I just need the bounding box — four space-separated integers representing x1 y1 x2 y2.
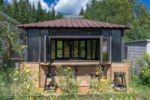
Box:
50 36 101 39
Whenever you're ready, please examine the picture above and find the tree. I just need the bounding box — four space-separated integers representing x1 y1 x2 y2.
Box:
125 17 150 41
55 12 63 19
79 7 84 15
12 0 19 22
36 1 44 22
50 6 55 20
0 0 59 24
0 0 4 5
84 0 150 41
30 3 37 22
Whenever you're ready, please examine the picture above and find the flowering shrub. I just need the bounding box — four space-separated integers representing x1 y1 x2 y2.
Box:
55 65 78 99
10 63 44 99
137 52 150 86
88 66 137 100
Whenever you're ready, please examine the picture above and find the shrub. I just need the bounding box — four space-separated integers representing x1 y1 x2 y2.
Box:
55 65 78 99
0 64 43 100
137 52 150 86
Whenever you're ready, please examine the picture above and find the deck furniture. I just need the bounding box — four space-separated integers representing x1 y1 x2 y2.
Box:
114 72 127 89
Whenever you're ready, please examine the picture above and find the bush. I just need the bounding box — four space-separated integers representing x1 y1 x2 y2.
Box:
137 52 150 86
55 65 78 99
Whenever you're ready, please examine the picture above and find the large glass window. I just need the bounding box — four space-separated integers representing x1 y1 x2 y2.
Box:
64 40 70 58
50 39 99 60
87 40 91 59
51 40 55 60
80 41 86 58
73 41 79 58
57 40 63 58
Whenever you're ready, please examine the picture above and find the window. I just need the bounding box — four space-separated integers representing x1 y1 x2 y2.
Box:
73 41 79 58
51 40 55 60
64 40 70 58
92 40 97 60
87 40 91 59
57 40 63 58
80 41 86 58
50 39 99 60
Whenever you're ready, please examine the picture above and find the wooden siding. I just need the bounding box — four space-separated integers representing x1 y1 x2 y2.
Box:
125 42 146 74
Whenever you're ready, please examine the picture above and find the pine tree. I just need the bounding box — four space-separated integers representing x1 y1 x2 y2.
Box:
50 6 55 20
84 0 150 41
0 0 4 5
12 0 19 22
56 12 63 19
30 3 37 22
79 7 84 15
36 1 44 22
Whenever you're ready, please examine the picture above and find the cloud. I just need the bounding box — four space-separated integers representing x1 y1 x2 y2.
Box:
5 0 90 14
5 0 50 11
29 0 50 11
54 0 90 14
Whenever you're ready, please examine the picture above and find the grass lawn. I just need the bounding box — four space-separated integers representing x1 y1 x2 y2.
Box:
129 81 150 100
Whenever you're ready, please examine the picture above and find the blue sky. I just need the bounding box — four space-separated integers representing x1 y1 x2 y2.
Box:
5 0 150 14
142 0 150 11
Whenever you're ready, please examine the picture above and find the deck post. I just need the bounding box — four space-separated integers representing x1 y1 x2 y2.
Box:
49 37 51 62
121 29 124 62
100 36 103 63
38 30 41 62
44 35 46 63
109 31 112 62
25 30 28 62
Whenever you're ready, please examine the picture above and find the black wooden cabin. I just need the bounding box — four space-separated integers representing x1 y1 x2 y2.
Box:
18 16 130 64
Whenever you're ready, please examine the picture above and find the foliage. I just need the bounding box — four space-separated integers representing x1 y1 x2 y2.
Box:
88 66 137 100
55 65 78 99
0 23 25 69
125 17 150 41
137 52 150 86
84 0 150 41
79 7 84 15
0 64 42 100
0 0 63 24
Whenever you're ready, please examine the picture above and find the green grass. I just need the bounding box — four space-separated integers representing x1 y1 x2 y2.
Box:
129 81 150 100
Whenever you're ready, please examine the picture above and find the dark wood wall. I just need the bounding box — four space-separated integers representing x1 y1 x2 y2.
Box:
25 28 124 63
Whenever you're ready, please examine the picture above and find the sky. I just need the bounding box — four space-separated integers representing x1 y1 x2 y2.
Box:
4 0 150 15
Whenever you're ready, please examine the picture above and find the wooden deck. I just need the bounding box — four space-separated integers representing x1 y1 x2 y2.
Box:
20 61 128 94
40 60 101 66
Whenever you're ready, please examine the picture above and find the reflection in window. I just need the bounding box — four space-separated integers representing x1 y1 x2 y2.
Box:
103 38 109 61
50 39 99 60
92 40 96 60
80 41 86 58
73 41 79 57
87 40 91 59
51 40 55 59
64 41 70 58
57 40 63 58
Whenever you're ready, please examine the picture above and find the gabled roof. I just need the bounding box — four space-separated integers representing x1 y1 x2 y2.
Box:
18 18 130 29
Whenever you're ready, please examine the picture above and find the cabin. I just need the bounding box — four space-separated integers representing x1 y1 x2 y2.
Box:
125 39 150 74
18 15 130 94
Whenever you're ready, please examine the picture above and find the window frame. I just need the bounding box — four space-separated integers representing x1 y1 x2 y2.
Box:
50 39 99 60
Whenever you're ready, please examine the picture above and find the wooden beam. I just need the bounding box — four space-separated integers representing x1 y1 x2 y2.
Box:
109 31 112 62
25 31 28 62
100 36 103 63
38 31 41 62
121 29 124 62
44 35 46 63
49 37 51 63
49 36 101 39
